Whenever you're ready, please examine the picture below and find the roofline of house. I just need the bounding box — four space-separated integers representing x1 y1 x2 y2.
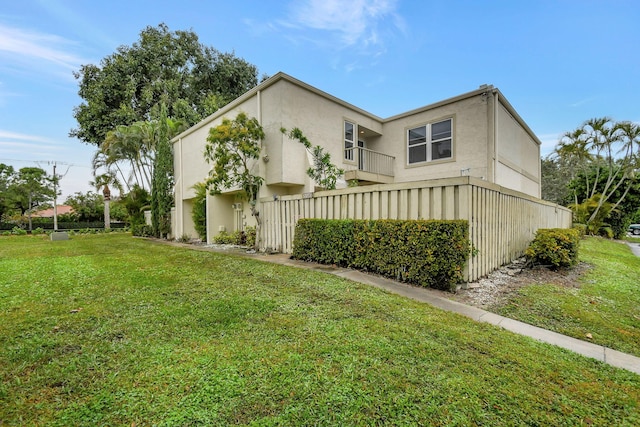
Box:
172 72 541 147
171 72 384 142
491 88 542 146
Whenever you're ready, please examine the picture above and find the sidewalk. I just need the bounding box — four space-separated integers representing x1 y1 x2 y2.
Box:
246 252 640 375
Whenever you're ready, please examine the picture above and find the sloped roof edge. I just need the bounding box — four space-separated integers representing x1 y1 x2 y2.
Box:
172 72 541 147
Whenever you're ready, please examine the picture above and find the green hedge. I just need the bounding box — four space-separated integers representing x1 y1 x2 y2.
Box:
524 228 581 269
292 219 471 291
0 221 126 231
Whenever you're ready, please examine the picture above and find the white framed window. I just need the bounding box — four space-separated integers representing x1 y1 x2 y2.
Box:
344 121 355 161
407 118 452 164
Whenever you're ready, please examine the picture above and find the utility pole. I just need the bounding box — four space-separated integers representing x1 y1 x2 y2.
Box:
47 161 69 231
53 163 58 231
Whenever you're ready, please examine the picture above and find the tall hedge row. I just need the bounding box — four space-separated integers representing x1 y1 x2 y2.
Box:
292 219 471 291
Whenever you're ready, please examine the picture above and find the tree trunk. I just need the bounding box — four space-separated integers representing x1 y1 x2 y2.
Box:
103 185 111 230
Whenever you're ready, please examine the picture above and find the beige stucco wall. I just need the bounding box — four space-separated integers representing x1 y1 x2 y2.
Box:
267 78 383 189
382 94 490 183
495 102 541 198
172 73 543 241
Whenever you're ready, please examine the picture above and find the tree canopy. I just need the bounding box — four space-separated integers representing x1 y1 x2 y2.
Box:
71 23 261 147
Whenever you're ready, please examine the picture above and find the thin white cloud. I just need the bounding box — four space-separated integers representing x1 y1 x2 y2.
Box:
0 130 57 144
282 0 405 52
0 23 85 80
0 141 59 152
569 97 595 108
0 129 65 158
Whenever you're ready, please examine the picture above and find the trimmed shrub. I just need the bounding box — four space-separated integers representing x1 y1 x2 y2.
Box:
245 226 256 248
291 219 356 266
572 223 587 237
11 227 27 236
213 230 245 245
292 219 471 291
525 228 581 269
131 224 153 237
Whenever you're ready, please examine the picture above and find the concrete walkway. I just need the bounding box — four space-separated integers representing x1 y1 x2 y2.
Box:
627 241 640 257
243 252 640 375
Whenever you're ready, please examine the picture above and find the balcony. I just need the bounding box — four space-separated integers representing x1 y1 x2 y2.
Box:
344 147 395 184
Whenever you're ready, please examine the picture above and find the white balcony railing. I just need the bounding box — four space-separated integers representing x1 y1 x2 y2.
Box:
344 147 395 177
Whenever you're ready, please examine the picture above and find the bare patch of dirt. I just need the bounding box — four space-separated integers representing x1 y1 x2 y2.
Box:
447 258 592 310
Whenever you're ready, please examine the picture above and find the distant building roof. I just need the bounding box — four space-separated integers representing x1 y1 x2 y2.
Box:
31 205 74 218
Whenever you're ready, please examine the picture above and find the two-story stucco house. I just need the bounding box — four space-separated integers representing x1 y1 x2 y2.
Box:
172 72 542 243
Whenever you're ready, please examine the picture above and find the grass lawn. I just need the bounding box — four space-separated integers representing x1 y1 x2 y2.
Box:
0 234 638 426
493 237 640 358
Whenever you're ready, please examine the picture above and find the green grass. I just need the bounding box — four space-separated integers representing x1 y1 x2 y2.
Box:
494 237 640 357
0 234 638 426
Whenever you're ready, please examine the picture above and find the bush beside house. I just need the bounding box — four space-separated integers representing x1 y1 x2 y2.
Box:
292 219 471 291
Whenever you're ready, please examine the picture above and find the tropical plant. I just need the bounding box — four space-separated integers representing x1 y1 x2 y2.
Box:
191 182 208 240
280 127 344 190
120 185 151 227
553 118 639 229
204 112 265 249
569 195 616 236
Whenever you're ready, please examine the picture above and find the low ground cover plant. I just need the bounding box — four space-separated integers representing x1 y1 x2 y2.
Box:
0 235 638 425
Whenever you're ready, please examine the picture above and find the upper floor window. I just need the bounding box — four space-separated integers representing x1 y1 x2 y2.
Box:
345 121 355 161
407 118 452 164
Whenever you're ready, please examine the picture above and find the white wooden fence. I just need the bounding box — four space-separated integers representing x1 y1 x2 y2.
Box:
259 176 572 282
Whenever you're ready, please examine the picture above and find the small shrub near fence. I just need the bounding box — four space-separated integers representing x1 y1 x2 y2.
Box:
131 224 153 237
292 219 471 291
524 228 581 269
212 226 256 247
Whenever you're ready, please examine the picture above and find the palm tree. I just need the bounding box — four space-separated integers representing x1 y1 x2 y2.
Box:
554 127 591 205
94 118 188 193
91 172 123 230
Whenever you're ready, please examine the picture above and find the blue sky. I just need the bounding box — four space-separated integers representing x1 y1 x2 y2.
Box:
1 0 638 200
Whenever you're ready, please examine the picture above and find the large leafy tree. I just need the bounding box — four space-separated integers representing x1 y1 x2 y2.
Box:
64 191 104 222
71 23 260 147
0 163 17 220
12 167 56 231
204 112 265 248
540 157 571 205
